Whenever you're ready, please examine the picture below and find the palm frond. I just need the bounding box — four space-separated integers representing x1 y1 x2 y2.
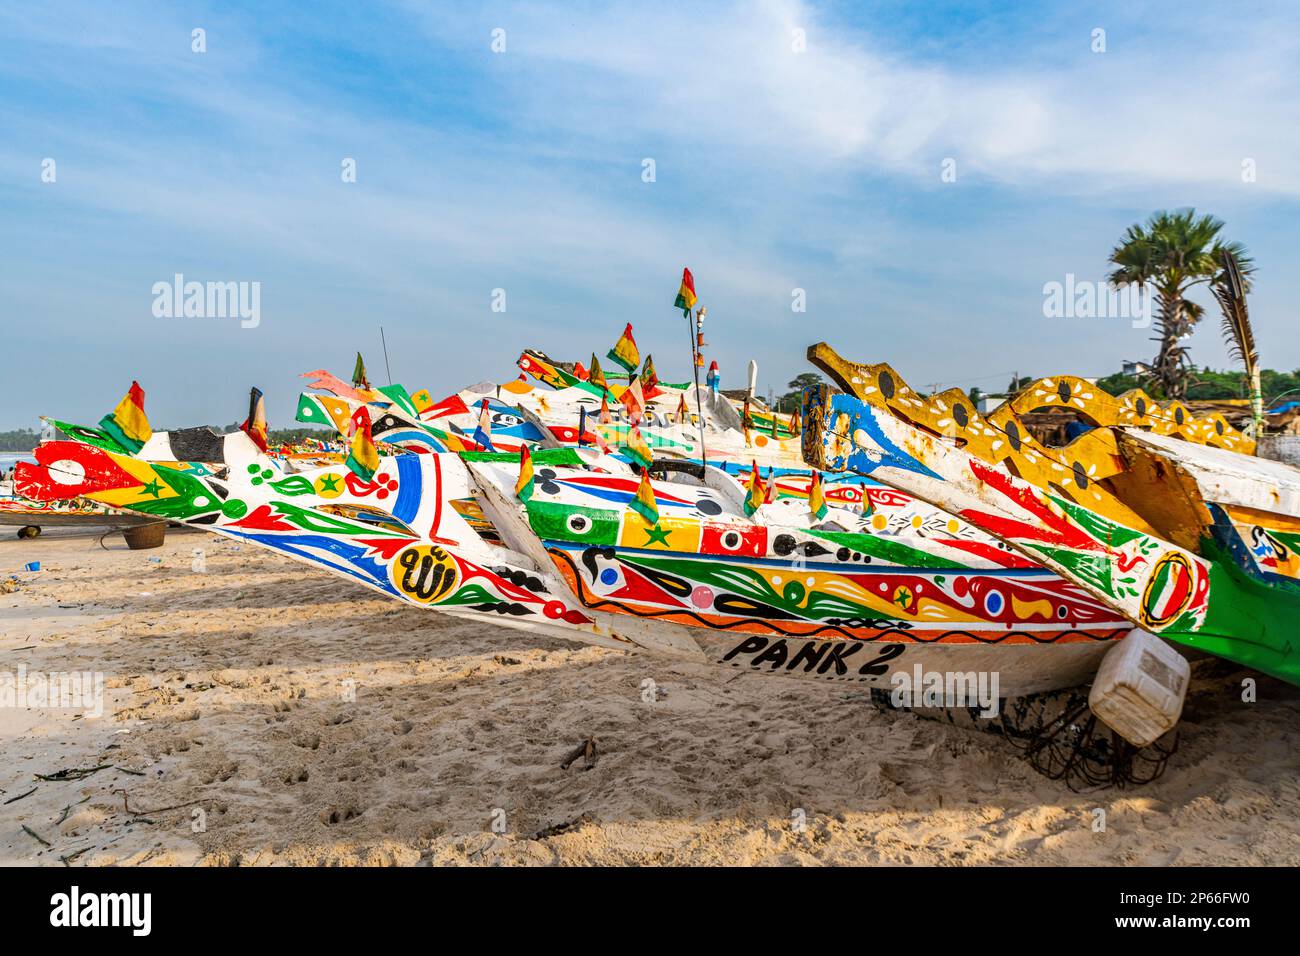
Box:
1214 248 1257 370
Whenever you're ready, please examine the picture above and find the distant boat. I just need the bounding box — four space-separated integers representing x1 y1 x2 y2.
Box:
0 477 153 537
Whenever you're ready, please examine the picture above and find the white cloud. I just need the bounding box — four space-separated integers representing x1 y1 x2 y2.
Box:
411 0 1300 195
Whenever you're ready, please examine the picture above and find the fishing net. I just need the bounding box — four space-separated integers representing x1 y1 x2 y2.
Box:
869 688 1177 792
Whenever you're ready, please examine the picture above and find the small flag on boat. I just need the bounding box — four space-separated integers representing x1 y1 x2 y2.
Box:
574 361 589 382
674 392 689 425
241 387 269 452
352 352 369 389
743 460 766 517
623 424 653 471
674 268 697 316
472 398 495 451
346 406 380 481
809 470 828 520
765 466 777 502
99 381 152 453
631 468 659 525
606 323 640 374
515 444 535 502
577 407 588 447
620 376 645 419
706 360 720 392
641 354 660 399
589 354 608 392
599 392 612 424
788 410 801 437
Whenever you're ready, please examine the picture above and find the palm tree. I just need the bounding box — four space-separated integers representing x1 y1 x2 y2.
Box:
1107 210 1227 399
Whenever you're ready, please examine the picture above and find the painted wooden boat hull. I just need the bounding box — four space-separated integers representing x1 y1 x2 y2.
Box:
799 348 1300 686
1 484 153 528
16 438 1133 696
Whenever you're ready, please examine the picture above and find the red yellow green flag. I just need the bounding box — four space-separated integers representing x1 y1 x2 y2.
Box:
743 460 766 517
623 424 653 470
346 406 380 481
809 470 828 521
589 353 608 392
674 267 697 316
99 381 152 453
515 444 535 502
631 468 659 525
606 323 640 374
641 354 660 398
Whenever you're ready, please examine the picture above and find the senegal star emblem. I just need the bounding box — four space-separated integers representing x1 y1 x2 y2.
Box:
643 523 672 547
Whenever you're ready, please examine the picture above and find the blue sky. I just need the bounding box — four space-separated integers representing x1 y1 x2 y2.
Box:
2 0 1298 429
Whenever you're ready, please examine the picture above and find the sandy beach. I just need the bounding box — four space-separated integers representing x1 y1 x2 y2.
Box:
2 527 1299 867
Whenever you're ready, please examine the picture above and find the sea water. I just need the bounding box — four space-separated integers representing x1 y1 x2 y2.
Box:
1 452 35 487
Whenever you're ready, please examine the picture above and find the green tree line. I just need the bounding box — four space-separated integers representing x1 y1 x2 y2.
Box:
0 429 39 451
0 425 336 452
1093 368 1300 403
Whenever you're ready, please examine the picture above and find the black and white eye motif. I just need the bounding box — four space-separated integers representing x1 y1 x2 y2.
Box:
566 513 592 535
719 530 743 552
695 496 723 516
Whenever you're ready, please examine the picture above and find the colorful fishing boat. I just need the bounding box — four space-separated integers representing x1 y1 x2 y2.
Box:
0 478 154 537
801 343 1300 687
17 415 1135 695
514 348 802 464
295 367 882 514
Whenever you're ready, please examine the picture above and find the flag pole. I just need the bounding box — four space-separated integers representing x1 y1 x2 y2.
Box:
379 326 393 386
685 308 708 470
